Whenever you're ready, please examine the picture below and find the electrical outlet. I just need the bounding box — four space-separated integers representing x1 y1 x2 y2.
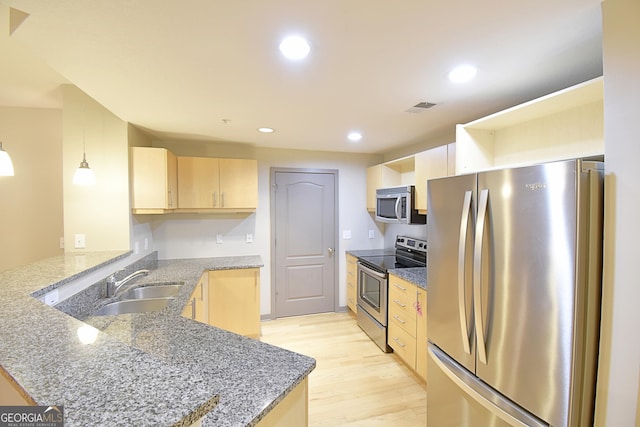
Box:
134 241 140 254
216 234 223 244
59 237 65 249
368 230 375 239
74 234 86 249
343 230 352 239
246 233 253 243
144 238 149 250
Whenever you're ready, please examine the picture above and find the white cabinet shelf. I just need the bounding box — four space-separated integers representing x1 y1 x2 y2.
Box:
456 77 604 174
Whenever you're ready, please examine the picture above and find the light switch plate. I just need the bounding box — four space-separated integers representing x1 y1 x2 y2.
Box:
216 234 223 244
246 234 253 243
368 230 375 239
343 230 352 239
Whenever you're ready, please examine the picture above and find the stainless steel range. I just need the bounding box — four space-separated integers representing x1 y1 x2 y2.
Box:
356 235 427 352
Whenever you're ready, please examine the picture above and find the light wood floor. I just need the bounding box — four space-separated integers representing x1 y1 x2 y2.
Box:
261 311 426 427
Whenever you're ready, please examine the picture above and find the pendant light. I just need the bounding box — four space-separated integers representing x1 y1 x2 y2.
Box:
0 141 15 176
73 108 96 186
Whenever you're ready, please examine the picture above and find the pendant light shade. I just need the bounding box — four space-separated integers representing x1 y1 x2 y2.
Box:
73 152 96 185
0 141 15 176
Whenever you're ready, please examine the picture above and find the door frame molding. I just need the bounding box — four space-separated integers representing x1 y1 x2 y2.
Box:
269 167 339 319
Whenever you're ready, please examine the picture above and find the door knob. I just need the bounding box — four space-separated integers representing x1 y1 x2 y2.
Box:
328 247 334 257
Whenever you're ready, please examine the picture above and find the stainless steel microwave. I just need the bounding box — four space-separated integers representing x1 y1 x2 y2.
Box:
375 185 426 224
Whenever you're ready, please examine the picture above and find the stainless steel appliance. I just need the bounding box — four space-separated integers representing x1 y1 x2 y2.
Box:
375 185 426 224
357 236 427 352
426 158 604 427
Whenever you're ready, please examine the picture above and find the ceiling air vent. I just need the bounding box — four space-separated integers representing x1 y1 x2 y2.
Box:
405 101 437 114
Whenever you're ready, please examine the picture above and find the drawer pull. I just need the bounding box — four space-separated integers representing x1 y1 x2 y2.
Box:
394 299 406 308
393 315 406 324
393 337 406 348
394 283 407 291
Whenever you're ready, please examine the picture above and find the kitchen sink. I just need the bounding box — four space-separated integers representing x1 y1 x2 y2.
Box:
120 284 183 300
93 297 173 316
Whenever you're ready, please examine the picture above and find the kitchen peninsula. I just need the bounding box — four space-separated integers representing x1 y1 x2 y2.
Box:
0 252 315 426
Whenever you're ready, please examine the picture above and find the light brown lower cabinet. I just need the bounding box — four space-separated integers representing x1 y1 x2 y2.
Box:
208 268 261 339
387 273 427 382
255 377 308 427
346 254 358 314
182 272 209 324
182 268 261 339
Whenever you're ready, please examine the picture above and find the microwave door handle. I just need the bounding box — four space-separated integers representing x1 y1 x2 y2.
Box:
394 196 402 220
474 188 489 365
458 190 473 355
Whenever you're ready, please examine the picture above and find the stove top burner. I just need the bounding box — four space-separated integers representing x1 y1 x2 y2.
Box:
358 235 427 273
358 255 399 272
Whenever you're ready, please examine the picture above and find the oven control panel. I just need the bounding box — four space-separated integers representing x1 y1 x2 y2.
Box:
396 235 427 253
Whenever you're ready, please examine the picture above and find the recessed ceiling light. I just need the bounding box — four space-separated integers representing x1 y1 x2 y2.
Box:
258 127 274 133
279 36 311 60
448 64 477 83
348 131 362 142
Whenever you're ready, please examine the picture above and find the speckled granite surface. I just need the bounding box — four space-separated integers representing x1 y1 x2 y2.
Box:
0 252 315 427
346 248 396 258
387 267 427 290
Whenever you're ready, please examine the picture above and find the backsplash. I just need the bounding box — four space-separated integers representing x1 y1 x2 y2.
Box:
384 222 427 247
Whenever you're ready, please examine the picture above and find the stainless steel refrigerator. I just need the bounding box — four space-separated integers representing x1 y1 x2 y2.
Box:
426 158 604 427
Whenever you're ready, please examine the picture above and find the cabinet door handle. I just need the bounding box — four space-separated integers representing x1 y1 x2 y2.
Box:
168 190 173 208
191 298 196 319
393 314 406 324
393 337 406 348
394 299 406 308
200 282 204 301
213 192 218 207
221 192 225 208
394 283 407 291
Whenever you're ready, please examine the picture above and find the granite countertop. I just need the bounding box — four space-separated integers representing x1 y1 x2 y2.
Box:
387 267 427 290
0 252 315 427
346 248 396 258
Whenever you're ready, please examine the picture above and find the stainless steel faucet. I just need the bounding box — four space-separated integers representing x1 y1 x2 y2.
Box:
106 269 150 297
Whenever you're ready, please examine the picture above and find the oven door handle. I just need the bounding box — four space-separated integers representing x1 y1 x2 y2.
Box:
357 261 387 279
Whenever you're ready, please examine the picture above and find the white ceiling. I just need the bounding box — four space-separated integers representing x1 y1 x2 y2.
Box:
0 0 603 154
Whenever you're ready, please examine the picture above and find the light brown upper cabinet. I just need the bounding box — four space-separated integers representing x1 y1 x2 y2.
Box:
178 157 258 211
366 156 414 212
456 77 603 174
131 147 178 214
414 143 455 213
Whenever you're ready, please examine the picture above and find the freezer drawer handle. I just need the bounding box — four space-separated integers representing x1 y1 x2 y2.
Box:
458 190 473 355
428 343 548 427
474 188 489 365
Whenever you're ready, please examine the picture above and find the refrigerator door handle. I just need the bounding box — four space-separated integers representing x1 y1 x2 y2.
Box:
428 343 548 427
458 190 473 355
474 188 489 365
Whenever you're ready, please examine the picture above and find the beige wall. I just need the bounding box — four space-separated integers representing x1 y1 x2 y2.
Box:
595 0 640 425
0 107 63 271
62 85 130 252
